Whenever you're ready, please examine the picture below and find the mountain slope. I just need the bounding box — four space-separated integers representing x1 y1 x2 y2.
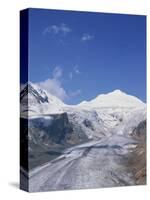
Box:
20 83 146 139
20 82 65 117
21 83 146 116
78 89 145 108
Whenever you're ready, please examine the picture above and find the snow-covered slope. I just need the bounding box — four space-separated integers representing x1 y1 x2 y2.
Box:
21 84 146 114
20 82 65 117
20 83 146 138
78 89 145 108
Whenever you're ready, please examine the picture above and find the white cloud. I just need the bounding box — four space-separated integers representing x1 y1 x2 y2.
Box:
38 78 68 100
43 23 72 36
81 33 94 41
37 66 67 100
37 66 82 102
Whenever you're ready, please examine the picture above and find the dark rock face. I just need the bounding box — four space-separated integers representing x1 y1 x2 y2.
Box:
21 112 89 169
128 120 146 185
20 83 49 104
132 120 146 140
83 119 94 131
29 113 72 145
28 112 89 146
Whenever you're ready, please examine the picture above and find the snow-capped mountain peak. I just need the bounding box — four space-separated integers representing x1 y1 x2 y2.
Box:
20 82 65 117
108 89 124 94
21 83 146 122
21 82 65 106
20 84 146 143
78 89 145 108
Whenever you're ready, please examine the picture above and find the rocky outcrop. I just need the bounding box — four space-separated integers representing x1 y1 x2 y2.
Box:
128 120 146 185
22 112 89 169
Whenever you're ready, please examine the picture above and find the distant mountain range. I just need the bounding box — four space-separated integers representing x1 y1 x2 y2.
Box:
20 82 146 117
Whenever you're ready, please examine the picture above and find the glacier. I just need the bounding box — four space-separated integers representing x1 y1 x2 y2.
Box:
20 83 146 192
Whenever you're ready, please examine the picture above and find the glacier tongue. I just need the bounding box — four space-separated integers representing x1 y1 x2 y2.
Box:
28 134 145 192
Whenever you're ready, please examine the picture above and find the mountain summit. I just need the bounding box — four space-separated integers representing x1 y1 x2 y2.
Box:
78 89 145 108
20 82 65 116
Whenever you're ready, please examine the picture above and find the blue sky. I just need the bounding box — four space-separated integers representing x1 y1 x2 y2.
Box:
28 8 146 104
